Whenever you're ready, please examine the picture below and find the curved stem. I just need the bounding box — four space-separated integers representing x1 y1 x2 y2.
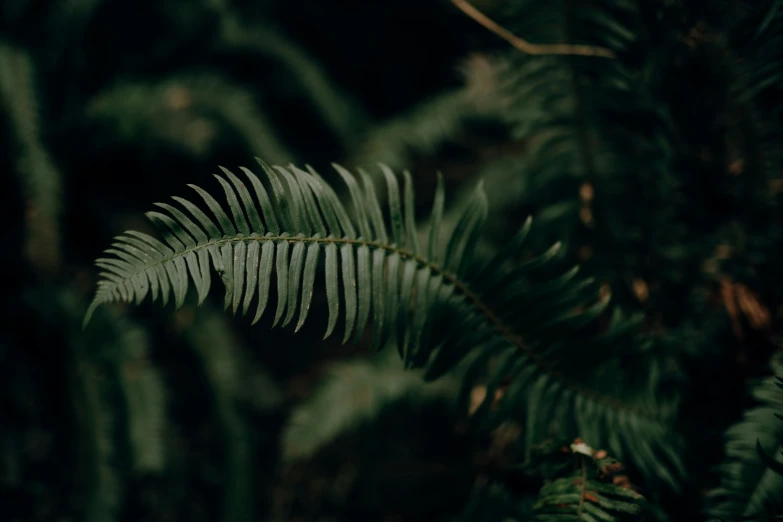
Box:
451 0 616 58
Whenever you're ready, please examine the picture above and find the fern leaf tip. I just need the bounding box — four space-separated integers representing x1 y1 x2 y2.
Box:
82 300 100 330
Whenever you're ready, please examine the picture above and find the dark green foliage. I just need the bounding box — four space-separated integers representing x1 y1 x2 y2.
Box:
4 0 783 521
453 0 688 318
19 285 168 522
282 349 460 462
86 157 685 490
451 482 537 522
0 43 63 273
86 75 293 163
451 440 650 522
532 442 647 522
706 357 783 522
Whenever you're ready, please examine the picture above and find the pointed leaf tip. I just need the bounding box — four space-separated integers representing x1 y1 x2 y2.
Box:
82 300 100 330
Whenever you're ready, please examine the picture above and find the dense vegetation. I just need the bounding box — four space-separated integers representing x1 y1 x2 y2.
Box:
1 1 782 522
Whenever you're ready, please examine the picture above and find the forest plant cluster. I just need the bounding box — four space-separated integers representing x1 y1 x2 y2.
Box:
1 1 783 522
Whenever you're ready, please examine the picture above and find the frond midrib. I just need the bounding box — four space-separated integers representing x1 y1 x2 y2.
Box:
102 233 664 423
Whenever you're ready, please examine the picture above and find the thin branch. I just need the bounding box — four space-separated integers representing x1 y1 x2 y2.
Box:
450 0 616 59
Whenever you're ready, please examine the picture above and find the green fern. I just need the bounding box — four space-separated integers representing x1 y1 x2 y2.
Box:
731 0 783 112
355 84 508 173
533 440 647 522
282 349 459 462
0 43 63 272
453 440 648 522
706 357 783 522
211 4 370 149
446 0 689 314
87 75 293 163
104 309 167 475
85 159 684 487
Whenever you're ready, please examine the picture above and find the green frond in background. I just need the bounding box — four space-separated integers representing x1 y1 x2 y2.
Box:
110 315 167 475
731 0 783 113
0 43 63 273
85 158 685 491
282 349 459 462
22 286 169 522
355 81 509 173
706 355 783 522
87 74 293 164
211 6 370 149
432 0 689 317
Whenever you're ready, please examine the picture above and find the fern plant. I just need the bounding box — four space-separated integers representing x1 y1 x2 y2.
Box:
706 357 783 522
85 158 685 490
282 349 460 462
451 438 648 522
532 439 647 522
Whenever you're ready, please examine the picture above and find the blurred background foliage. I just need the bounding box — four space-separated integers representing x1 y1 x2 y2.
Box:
1 0 782 521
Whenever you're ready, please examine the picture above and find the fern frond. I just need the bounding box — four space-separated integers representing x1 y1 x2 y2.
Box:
453 440 650 522
84 159 476 348
730 0 783 112
448 0 688 312
706 357 783 521
72 363 121 522
726 0 783 213
283 350 459 462
87 75 293 163
86 159 683 487
356 85 508 172
49 288 124 522
113 316 166 474
0 43 63 272
212 7 369 149
533 440 647 522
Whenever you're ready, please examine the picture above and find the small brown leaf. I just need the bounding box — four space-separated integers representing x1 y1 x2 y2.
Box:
735 283 770 330
579 182 594 203
631 279 649 303
728 159 744 175
469 386 487 416
599 283 612 301
612 475 632 489
720 277 744 341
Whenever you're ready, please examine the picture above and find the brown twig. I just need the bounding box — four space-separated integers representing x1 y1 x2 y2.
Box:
451 0 616 59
